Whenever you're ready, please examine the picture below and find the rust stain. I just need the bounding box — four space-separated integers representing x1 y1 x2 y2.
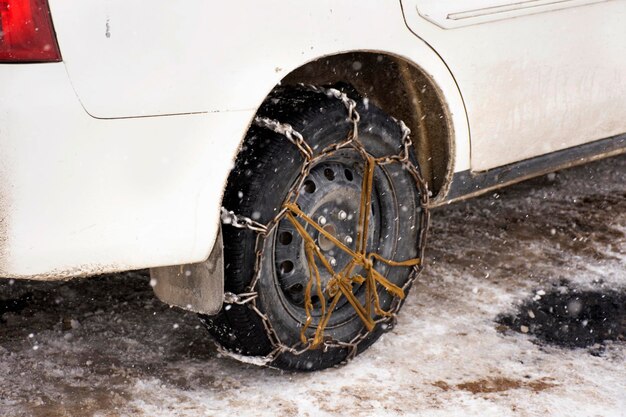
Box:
432 377 557 394
432 381 452 391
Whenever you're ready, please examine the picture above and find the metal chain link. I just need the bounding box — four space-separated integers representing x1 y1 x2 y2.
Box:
217 84 431 366
253 116 313 159
220 207 268 234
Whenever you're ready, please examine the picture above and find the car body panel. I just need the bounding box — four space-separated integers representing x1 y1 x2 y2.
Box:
402 0 626 170
0 1 472 279
2 0 624 287
414 0 608 29
0 64 253 278
0 6 469 279
49 0 458 118
48 0 470 180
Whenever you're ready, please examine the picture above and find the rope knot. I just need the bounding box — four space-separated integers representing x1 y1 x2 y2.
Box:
363 258 374 270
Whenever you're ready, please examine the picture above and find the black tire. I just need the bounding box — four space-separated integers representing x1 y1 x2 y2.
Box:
202 84 423 371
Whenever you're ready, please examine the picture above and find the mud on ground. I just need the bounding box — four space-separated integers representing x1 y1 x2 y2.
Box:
0 155 625 417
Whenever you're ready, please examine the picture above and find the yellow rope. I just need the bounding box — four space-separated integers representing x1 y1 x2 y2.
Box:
283 160 421 348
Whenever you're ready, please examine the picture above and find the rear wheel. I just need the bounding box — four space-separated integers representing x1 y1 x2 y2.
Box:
202 85 426 371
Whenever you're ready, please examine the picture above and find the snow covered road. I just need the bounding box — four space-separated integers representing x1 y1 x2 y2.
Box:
1 155 625 417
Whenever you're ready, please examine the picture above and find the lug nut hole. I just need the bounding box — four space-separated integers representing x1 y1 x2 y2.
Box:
279 231 293 245
324 168 335 181
303 180 316 193
344 169 354 181
279 260 294 274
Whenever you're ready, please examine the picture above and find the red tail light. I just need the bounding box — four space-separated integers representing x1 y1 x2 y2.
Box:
0 0 61 62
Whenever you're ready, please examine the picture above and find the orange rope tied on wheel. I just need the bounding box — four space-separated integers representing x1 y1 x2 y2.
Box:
283 152 422 349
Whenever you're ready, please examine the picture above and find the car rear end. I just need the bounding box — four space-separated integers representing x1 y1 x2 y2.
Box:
0 0 245 279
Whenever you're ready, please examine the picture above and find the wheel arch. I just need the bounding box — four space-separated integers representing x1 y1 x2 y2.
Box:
151 48 469 313
278 51 458 200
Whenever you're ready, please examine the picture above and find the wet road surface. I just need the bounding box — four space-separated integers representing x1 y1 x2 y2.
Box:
1 155 624 417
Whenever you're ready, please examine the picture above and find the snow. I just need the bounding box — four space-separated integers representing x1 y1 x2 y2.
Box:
0 155 624 416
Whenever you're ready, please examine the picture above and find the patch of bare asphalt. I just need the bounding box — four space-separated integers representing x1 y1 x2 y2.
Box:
497 281 626 351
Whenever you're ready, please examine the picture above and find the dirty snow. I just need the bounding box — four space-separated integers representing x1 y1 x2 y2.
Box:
1 155 625 417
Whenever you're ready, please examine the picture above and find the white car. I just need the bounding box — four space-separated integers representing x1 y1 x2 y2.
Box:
2 0 624 370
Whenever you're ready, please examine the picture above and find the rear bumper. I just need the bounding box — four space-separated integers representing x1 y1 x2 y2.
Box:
0 63 253 279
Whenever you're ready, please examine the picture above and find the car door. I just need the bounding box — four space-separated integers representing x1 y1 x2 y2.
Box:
401 0 626 171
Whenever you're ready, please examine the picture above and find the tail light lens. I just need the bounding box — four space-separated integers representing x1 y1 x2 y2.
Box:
0 0 61 62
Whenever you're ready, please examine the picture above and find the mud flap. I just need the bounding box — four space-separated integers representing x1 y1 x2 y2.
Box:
150 227 224 315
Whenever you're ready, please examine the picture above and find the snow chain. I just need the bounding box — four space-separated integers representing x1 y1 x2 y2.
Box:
217 85 430 365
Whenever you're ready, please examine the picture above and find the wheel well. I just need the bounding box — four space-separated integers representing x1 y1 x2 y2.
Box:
281 52 453 198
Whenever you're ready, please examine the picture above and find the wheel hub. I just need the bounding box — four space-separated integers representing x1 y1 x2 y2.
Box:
274 160 379 308
317 224 337 252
